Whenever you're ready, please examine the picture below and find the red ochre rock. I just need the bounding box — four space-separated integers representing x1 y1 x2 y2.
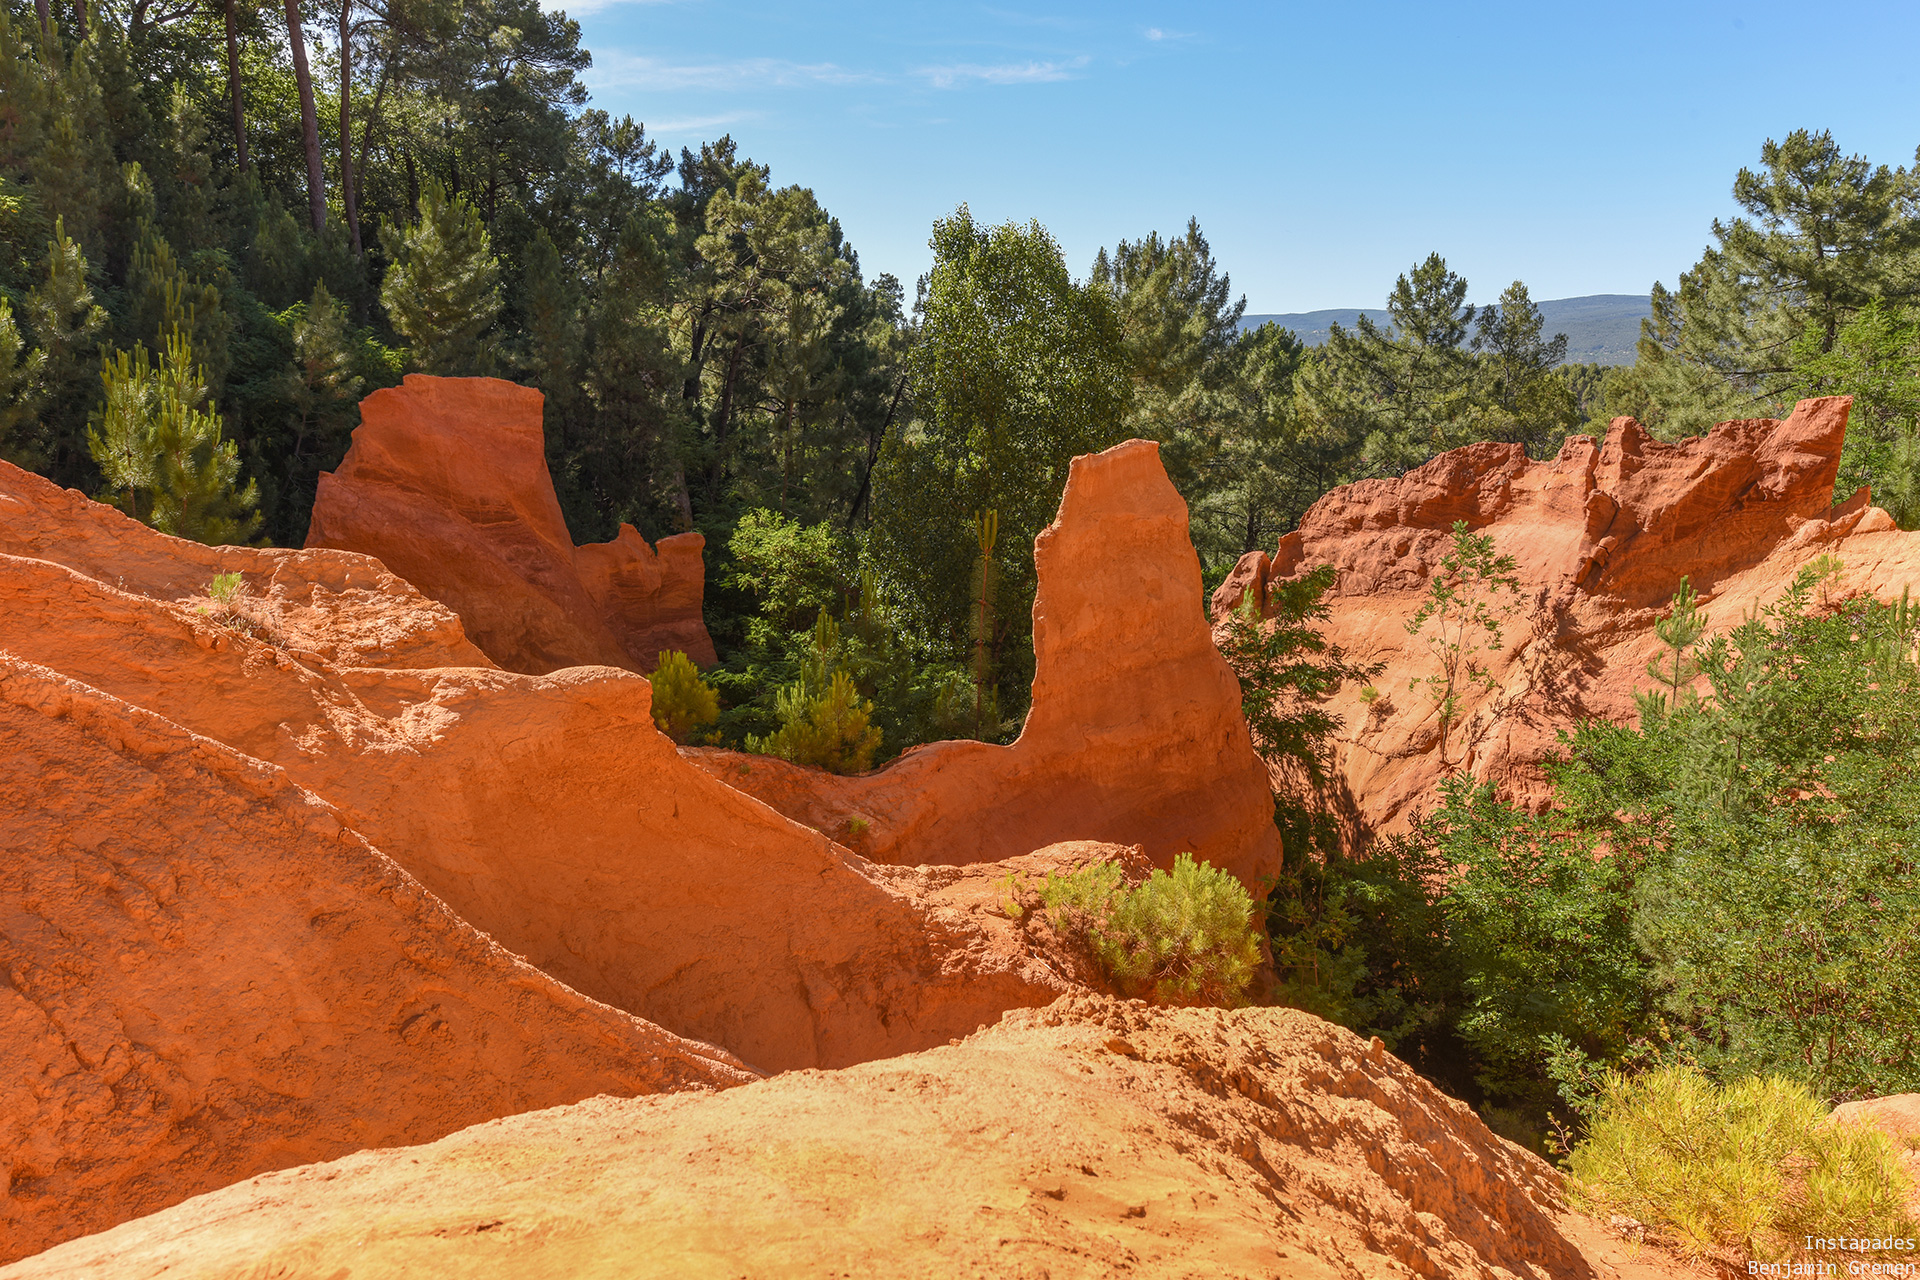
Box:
304 374 716 674
0 455 1094 1071
0 654 753 1266
688 438 1283 894
1211 396 1920 837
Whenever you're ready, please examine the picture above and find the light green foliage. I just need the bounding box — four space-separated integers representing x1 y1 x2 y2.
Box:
866 205 1132 703
87 330 260 544
746 614 883 774
1405 521 1520 764
1040 855 1262 1008
648 649 720 745
207 571 244 607
1568 1068 1918 1265
128 216 230 394
1638 575 1707 719
380 182 502 375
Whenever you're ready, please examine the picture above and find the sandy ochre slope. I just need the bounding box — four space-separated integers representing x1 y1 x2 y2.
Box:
0 996 1699 1280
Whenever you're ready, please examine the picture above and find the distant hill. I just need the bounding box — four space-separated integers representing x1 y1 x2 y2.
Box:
1239 294 1650 367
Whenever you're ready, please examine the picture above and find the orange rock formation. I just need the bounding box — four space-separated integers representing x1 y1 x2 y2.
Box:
0 458 1094 1084
0 653 752 1263
690 439 1283 893
2 996 1696 1280
1215 397 1920 835
305 375 715 673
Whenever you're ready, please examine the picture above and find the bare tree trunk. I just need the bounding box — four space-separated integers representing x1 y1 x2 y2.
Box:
337 0 361 255
33 0 49 38
284 0 327 232
71 0 85 39
223 0 248 170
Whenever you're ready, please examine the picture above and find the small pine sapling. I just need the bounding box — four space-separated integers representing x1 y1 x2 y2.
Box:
1405 521 1520 765
1638 575 1708 722
649 649 720 744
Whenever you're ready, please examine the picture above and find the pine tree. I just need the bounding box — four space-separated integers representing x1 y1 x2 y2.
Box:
16 216 105 471
1296 253 1483 473
87 330 259 543
128 224 230 395
380 181 501 375
0 296 46 453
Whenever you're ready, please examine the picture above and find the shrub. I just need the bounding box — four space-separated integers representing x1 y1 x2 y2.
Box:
1038 854 1262 1008
747 668 882 774
1568 1066 1919 1266
649 650 720 745
207 571 245 607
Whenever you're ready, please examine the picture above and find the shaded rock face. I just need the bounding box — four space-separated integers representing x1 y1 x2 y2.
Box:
0 654 754 1265
305 375 716 674
4 996 1663 1280
689 439 1283 893
1213 397 1920 835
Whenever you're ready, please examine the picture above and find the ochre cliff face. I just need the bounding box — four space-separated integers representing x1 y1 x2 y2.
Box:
1215 396 1920 836
0 650 754 1264
0 453 1148 1260
689 439 1283 894
305 374 716 674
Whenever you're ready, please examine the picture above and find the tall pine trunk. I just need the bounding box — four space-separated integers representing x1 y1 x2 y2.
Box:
223 0 247 170
71 0 85 38
33 0 49 37
336 0 361 256
283 0 327 232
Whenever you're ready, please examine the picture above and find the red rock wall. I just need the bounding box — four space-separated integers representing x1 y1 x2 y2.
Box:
305 375 716 674
0 654 753 1265
1214 396 1920 836
0 459 1084 1085
687 439 1283 894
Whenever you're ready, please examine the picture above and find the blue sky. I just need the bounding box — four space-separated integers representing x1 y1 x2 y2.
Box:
552 1 1920 313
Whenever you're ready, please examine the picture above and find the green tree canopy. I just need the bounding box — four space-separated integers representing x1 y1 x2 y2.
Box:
380 180 502 375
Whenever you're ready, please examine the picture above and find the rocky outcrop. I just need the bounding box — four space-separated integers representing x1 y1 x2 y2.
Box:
0 458 1090 1082
0 461 490 670
1214 397 1920 835
0 654 753 1265
688 439 1283 893
305 375 716 674
5 995 1699 1280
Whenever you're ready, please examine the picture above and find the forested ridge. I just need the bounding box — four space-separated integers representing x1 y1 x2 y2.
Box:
5 4 1920 759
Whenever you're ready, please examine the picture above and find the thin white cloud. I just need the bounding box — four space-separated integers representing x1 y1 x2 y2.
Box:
917 55 1090 89
589 51 877 91
647 110 759 135
1142 26 1195 41
539 0 680 15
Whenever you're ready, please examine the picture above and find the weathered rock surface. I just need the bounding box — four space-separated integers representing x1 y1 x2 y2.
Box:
0 461 490 670
4 996 1697 1280
1214 398 1920 835
0 654 753 1265
0 460 1097 1075
689 439 1283 893
305 375 716 674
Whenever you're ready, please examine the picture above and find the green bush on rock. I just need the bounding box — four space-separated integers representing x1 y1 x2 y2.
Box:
1037 854 1263 1007
649 650 720 745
